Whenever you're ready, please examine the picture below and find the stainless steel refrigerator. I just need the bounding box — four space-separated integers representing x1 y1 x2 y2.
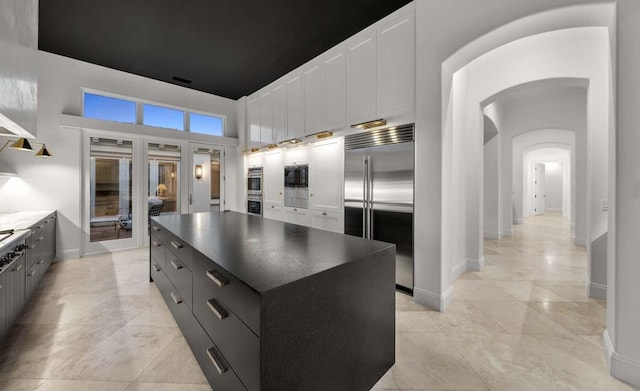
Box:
344 124 414 293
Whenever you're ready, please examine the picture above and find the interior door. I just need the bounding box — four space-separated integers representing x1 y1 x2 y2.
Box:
534 163 545 216
189 143 224 214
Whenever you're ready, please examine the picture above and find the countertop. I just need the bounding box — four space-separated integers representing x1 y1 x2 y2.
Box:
152 211 395 294
0 210 56 230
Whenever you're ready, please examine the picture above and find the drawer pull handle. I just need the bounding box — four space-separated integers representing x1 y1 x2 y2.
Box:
206 347 228 375
170 259 183 270
13 263 23 272
27 270 36 277
207 298 228 320
44 220 49 224
28 244 36 250
322 212 327 216
37 236 44 242
294 208 298 212
152 226 161 232
170 292 182 304
206 270 229 287
170 240 183 249
37 225 43 229
36 258 44 265
152 263 161 272
152 241 162 247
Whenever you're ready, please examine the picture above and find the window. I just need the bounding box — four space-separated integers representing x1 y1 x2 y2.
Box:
83 93 136 123
143 104 184 130
190 113 224 136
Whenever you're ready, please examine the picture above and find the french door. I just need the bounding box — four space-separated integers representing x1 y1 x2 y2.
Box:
188 143 225 214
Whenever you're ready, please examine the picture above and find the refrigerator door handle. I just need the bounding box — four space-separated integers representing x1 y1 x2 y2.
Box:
363 156 368 238
368 155 373 239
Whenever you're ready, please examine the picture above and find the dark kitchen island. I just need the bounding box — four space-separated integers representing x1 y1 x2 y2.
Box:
149 211 395 391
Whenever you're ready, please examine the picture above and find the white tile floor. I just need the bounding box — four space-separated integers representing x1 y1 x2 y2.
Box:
0 213 638 390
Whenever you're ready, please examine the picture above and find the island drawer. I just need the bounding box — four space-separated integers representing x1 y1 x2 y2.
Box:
165 233 192 271
164 252 192 309
192 251 261 336
150 258 167 291
150 222 171 244
150 237 165 269
193 270 260 391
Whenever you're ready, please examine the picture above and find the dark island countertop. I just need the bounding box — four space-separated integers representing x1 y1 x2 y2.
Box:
152 211 395 294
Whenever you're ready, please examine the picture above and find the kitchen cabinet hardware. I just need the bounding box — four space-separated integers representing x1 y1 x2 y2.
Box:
152 226 161 232
152 263 162 272
13 263 23 272
207 347 228 375
170 259 183 270
27 270 36 277
171 240 183 249
43 220 49 224
36 236 44 242
207 298 228 320
152 241 162 247
170 292 183 304
28 244 35 250
36 225 43 229
206 270 229 287
36 258 44 265
322 212 328 216
293 208 298 212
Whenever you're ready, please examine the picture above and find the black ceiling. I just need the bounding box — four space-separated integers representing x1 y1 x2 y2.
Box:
39 0 412 100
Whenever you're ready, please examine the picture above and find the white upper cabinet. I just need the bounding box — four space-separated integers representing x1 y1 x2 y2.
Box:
322 48 347 131
286 72 304 140
246 153 263 168
377 8 415 118
303 63 322 134
259 91 273 144
283 147 308 166
248 97 260 144
310 138 343 212
263 150 283 205
272 82 287 143
347 30 377 125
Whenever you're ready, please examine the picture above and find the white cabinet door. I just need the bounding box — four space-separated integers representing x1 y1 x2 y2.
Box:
310 139 343 212
248 97 260 144
263 150 283 205
312 210 342 234
283 147 309 166
347 31 376 125
264 203 284 221
303 64 322 135
272 83 287 143
285 207 311 227
246 153 263 169
260 91 273 144
322 49 346 131
287 73 304 139
377 9 415 118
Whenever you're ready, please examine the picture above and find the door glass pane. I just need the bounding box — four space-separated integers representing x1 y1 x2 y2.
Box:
90 138 133 242
148 143 181 218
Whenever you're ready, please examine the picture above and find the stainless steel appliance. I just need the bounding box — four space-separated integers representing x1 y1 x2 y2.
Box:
247 167 263 196
344 124 414 292
247 196 262 216
284 164 309 209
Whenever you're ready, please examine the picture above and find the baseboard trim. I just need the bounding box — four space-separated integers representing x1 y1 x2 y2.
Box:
575 237 587 247
501 229 513 237
604 330 640 386
516 218 524 224
588 282 607 300
546 207 562 212
452 261 467 280
467 257 484 272
484 231 501 240
56 248 80 261
414 285 454 312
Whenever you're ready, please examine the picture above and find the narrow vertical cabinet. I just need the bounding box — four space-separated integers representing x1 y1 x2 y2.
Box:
259 91 273 144
376 7 415 119
286 72 304 140
271 82 287 143
322 47 347 131
263 150 284 222
303 63 322 135
248 97 260 145
347 30 377 125
309 139 344 233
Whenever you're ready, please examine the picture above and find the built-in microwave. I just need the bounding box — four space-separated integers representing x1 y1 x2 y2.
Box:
247 167 263 196
284 165 308 188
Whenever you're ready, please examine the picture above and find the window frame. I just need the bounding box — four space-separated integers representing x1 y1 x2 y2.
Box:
81 88 227 137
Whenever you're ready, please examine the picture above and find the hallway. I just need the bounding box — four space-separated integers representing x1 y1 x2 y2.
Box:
0 214 637 390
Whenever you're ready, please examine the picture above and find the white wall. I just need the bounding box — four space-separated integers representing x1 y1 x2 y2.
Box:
544 162 564 212
0 51 238 259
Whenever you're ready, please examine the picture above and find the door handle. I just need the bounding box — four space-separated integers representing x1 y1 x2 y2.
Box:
189 194 193 205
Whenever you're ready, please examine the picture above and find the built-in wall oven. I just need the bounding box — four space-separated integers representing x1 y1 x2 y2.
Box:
247 196 262 216
284 164 309 209
247 167 263 196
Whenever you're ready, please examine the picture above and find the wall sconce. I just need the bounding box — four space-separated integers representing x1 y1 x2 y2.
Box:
194 165 203 180
0 137 53 157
